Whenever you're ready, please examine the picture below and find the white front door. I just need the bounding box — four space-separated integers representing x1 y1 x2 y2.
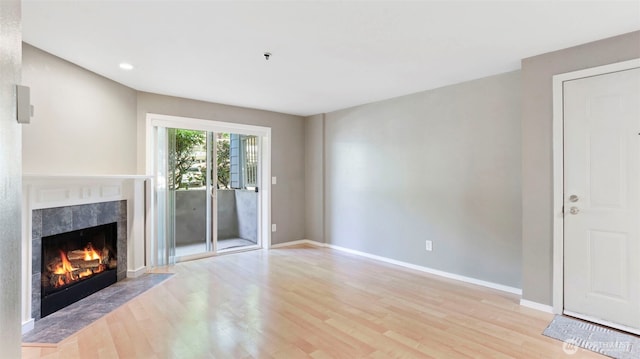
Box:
563 67 640 332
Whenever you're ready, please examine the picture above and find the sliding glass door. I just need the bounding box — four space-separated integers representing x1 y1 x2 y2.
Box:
151 117 267 264
215 133 260 252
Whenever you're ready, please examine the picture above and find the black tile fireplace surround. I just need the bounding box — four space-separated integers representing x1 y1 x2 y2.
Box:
31 200 127 321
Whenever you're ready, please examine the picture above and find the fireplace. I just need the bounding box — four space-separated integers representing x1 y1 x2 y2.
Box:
31 200 127 321
22 175 149 334
40 222 118 318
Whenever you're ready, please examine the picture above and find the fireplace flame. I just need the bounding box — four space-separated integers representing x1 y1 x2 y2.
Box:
84 243 101 261
78 269 93 278
51 249 78 287
53 250 77 275
49 243 110 288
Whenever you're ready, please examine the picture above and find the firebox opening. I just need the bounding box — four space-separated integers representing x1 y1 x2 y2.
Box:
41 222 118 318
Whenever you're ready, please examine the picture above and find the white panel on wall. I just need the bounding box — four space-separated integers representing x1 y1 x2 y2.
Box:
100 185 122 197
36 188 71 203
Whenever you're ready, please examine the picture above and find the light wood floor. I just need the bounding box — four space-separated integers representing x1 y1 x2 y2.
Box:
22 245 603 358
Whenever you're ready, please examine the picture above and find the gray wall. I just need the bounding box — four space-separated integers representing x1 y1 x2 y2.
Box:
314 71 522 288
136 92 306 245
0 0 23 355
304 114 325 243
521 31 640 305
21 44 137 174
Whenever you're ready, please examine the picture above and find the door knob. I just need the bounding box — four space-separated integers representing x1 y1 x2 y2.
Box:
569 207 580 215
569 195 579 203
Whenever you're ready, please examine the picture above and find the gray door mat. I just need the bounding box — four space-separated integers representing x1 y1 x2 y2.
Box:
543 315 640 358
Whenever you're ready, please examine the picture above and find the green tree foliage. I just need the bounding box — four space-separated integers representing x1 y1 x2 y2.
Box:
170 129 205 189
216 133 231 188
168 129 232 190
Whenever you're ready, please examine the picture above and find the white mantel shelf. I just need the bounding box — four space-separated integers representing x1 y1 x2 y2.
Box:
22 174 152 210
21 174 153 334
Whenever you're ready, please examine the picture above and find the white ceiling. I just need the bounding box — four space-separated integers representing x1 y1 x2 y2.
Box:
22 1 640 116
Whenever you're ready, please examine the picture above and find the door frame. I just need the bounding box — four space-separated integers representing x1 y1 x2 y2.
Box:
552 58 640 315
145 113 272 265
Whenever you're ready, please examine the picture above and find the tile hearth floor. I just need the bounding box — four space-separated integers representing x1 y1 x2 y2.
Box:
22 273 173 344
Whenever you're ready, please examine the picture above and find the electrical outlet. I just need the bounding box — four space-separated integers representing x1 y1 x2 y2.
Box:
425 240 433 251
271 224 277 232
272 176 277 185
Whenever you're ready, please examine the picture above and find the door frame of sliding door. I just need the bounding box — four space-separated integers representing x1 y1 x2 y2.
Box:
145 113 272 265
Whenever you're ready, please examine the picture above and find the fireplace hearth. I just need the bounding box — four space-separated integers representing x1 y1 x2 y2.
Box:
41 222 118 318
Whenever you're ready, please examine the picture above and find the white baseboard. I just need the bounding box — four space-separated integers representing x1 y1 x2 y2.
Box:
272 239 522 296
127 266 147 278
22 318 34 334
519 299 554 314
270 239 323 249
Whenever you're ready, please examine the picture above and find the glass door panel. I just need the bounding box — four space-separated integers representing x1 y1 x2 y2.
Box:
215 133 260 252
169 128 211 259
154 127 175 266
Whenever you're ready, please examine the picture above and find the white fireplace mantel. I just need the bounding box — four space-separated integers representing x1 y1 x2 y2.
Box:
23 173 151 208
21 174 153 334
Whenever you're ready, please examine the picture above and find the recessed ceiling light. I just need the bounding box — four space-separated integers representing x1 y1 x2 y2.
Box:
119 62 134 70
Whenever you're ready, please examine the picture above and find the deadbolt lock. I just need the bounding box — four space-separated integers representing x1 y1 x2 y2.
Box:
569 195 579 203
